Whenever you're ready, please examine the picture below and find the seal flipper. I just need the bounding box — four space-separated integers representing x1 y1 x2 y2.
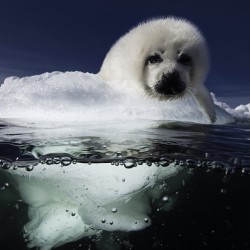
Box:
195 84 216 123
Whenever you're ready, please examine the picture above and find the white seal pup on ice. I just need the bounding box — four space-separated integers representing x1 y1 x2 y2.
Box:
99 17 216 123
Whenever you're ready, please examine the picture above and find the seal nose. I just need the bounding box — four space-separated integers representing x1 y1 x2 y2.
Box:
155 70 186 96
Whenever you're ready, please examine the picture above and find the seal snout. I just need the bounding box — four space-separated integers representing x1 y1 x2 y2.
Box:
155 71 186 96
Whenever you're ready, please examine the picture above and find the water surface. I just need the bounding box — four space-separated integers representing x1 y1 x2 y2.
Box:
0 119 250 249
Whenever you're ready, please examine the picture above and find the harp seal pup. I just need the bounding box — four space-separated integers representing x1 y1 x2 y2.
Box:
99 17 216 123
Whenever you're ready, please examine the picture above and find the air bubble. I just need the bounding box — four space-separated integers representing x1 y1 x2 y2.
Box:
53 157 61 164
144 218 149 223
202 161 208 167
40 159 45 164
221 188 227 194
225 167 234 175
205 153 210 159
179 160 186 166
210 161 221 170
101 219 106 223
159 158 171 167
242 168 250 175
197 160 202 167
233 158 242 165
154 161 160 167
3 162 11 169
111 208 117 213
61 157 72 166
174 159 179 165
45 157 53 165
162 196 169 202
123 158 137 168
25 165 34 171
116 152 123 158
206 161 212 168
186 159 197 168
0 159 12 169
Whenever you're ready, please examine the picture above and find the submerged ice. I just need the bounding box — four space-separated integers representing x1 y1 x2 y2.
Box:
0 71 243 124
2 151 184 249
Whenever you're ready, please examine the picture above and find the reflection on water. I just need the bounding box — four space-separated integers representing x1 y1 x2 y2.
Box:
0 119 250 249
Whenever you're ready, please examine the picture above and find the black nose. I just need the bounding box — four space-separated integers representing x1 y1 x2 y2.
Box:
154 71 186 96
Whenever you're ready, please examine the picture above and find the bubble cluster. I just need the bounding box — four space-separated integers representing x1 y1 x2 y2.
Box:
0 159 12 169
39 155 75 166
0 153 249 175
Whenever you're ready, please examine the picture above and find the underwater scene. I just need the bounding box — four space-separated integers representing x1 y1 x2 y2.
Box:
0 118 250 250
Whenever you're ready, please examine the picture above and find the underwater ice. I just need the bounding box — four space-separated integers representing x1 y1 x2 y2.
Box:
0 71 246 124
4 157 183 249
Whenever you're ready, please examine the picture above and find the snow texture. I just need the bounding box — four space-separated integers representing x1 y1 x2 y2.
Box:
1 71 247 124
211 93 250 121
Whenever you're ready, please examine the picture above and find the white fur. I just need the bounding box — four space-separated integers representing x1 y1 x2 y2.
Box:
99 17 216 123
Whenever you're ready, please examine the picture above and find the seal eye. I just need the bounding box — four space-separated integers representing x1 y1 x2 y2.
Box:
146 54 163 65
177 53 192 66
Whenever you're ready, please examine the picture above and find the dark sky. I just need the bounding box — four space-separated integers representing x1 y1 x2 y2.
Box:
0 0 249 106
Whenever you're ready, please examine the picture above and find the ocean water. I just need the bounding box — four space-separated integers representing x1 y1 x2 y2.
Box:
0 119 250 250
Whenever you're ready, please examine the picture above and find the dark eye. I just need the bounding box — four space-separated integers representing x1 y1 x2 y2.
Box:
145 54 163 65
177 53 192 66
